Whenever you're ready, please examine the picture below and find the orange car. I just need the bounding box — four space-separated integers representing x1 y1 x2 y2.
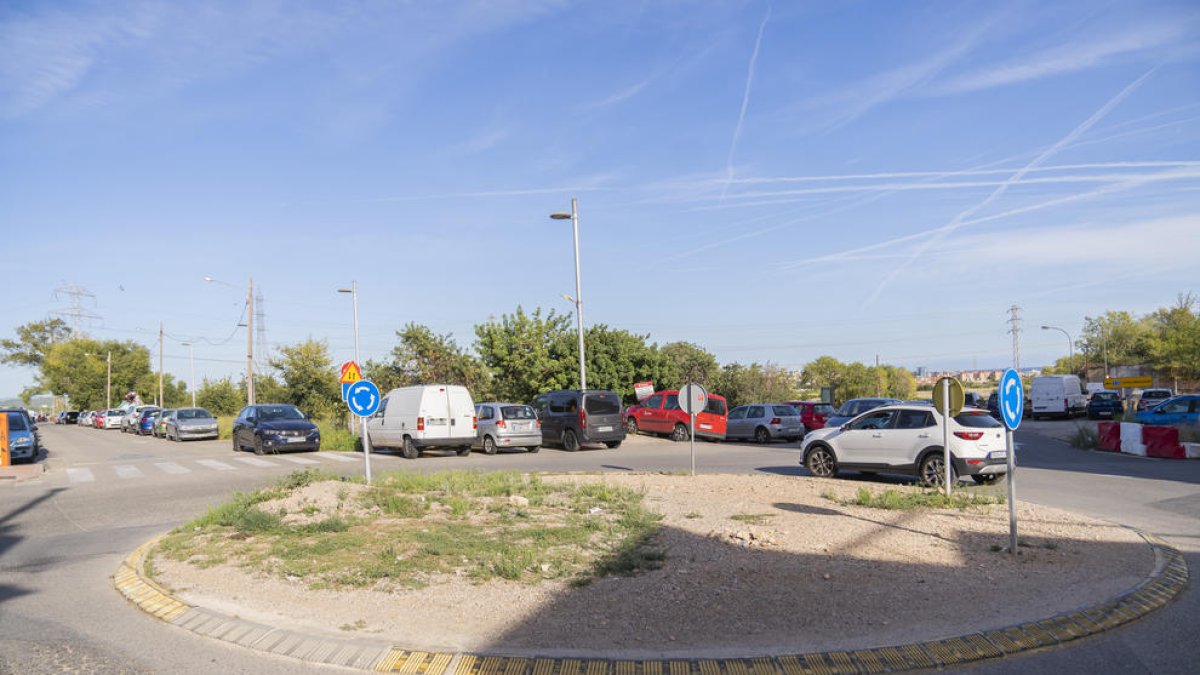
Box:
625 390 728 441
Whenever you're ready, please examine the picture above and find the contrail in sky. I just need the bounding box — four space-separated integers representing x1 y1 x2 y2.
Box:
861 66 1159 307
720 2 771 202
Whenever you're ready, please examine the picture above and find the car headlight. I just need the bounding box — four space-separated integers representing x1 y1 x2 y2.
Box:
12 437 32 447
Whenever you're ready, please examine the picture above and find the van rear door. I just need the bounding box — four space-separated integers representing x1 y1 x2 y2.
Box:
422 386 453 442
447 386 476 441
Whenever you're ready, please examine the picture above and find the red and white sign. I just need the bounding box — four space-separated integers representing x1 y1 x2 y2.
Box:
634 381 655 401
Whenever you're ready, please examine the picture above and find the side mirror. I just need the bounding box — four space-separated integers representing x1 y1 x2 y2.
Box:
841 423 851 431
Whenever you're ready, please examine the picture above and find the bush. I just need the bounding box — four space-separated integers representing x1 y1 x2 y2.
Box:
1068 423 1099 449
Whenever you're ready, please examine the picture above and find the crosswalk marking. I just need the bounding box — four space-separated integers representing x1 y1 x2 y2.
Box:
315 452 358 462
155 462 190 475
233 457 278 467
276 455 320 465
67 468 95 483
195 459 236 471
115 465 144 479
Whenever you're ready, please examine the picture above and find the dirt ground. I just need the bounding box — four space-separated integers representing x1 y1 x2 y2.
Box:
153 473 1154 658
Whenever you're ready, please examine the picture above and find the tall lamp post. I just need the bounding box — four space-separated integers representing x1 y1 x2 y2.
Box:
338 281 371 483
1041 325 1074 374
550 197 587 391
181 341 196 407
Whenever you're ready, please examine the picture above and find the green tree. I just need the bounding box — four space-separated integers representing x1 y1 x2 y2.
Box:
881 366 917 400
575 325 667 401
368 323 491 397
474 307 574 402
1078 311 1154 369
38 338 156 409
713 362 797 408
269 339 340 420
196 377 245 415
1146 293 1200 386
0 318 72 368
659 342 720 390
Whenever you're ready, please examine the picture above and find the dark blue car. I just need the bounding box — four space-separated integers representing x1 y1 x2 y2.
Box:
1086 391 1124 420
137 408 161 435
1134 395 1200 426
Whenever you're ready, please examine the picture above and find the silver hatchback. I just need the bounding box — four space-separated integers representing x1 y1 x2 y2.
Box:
473 402 542 454
726 403 806 443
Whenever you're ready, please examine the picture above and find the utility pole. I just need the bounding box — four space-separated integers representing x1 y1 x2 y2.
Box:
106 351 112 410
158 323 164 406
875 354 881 396
1007 305 1022 370
247 277 255 405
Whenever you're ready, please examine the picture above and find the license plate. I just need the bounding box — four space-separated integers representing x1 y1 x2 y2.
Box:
699 423 712 430
991 452 1007 459
286 437 306 443
596 425 613 432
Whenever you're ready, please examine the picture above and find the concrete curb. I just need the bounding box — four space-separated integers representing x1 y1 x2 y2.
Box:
115 531 1188 673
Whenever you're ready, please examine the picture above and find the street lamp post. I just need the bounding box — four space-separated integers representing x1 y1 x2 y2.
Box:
338 281 372 483
550 197 587 391
182 342 196 407
1041 325 1074 375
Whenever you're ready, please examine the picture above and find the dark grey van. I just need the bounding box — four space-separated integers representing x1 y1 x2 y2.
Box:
530 389 625 451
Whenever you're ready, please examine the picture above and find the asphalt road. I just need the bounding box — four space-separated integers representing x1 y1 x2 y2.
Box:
1 421 1197 674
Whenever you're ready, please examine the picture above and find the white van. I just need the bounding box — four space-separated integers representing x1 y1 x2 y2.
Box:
366 385 476 459
1030 375 1087 419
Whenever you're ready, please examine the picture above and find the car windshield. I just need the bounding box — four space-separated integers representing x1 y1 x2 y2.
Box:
258 406 305 421
501 405 536 420
953 411 1002 428
705 398 727 415
772 405 799 416
1093 392 1119 401
1145 391 1170 399
814 404 834 415
176 408 214 420
6 412 28 431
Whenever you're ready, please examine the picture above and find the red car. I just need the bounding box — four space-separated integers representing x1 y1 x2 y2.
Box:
625 390 728 441
786 401 836 432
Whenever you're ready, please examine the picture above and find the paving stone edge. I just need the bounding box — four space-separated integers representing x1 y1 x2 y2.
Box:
114 529 1188 673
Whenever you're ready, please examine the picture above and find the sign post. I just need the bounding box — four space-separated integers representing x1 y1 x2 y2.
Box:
932 376 964 495
999 368 1024 555
679 382 708 476
340 362 374 484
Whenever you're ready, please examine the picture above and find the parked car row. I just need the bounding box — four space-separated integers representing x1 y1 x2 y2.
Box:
69 406 219 441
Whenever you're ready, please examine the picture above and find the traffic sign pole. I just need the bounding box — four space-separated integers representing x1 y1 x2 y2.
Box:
1007 428 1016 554
361 416 372 484
680 382 708 477
942 377 951 495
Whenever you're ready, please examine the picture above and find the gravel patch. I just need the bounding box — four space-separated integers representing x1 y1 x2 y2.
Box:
153 473 1153 658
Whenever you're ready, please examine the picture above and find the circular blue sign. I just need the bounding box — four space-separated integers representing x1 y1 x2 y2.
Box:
347 380 382 417
999 368 1023 430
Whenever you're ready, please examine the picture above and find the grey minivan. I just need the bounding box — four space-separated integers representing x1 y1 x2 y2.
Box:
726 404 806 443
473 402 542 454
530 389 625 451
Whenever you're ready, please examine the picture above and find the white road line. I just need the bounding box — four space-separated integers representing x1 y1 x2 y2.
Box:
115 465 144 479
66 468 95 483
195 459 236 471
314 452 357 462
155 462 190 475
234 457 279 467
275 455 321 465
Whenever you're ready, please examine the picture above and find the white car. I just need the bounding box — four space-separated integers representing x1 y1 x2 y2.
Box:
799 404 1008 486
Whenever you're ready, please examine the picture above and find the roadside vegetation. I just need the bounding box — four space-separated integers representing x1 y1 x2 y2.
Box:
825 485 1003 511
150 470 664 590
1068 423 1100 449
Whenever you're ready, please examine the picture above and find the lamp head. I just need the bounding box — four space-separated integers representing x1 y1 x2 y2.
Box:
549 212 571 220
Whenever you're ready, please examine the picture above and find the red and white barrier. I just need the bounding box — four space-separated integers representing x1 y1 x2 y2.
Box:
1099 421 1194 459
1120 423 1145 456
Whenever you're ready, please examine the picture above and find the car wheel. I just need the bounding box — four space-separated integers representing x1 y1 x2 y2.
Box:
625 418 639 435
605 441 622 449
919 453 955 488
754 426 770 444
482 435 497 455
805 445 837 478
232 435 240 452
253 436 265 456
562 429 580 452
972 474 1000 485
401 436 418 460
670 423 690 442
526 446 540 454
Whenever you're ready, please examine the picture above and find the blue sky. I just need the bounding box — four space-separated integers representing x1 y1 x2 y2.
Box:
2 0 1198 398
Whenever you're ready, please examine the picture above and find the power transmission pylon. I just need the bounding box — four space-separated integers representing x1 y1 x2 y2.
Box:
1007 305 1022 370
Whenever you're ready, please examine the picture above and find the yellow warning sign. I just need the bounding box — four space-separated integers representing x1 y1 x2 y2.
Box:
339 361 363 384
